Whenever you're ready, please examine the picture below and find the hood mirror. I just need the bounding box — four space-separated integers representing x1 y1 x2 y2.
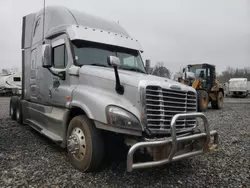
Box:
107 56 121 67
107 56 124 95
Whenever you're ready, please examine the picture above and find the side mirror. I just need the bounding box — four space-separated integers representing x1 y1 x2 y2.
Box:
42 44 52 68
42 44 65 80
107 56 120 67
145 59 151 74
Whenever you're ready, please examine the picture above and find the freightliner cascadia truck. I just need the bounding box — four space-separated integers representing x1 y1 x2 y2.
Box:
9 6 218 172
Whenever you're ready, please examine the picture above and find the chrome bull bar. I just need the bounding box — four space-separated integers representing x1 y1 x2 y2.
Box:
127 113 218 172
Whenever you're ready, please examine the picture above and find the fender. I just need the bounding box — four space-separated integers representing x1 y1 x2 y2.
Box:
69 85 141 125
69 100 94 119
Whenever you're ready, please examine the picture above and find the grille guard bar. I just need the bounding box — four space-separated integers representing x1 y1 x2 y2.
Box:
127 113 218 172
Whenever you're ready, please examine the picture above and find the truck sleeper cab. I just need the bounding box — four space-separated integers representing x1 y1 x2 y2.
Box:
9 6 218 172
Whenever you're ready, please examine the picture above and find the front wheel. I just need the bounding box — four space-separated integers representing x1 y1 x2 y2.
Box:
66 115 104 172
211 91 224 109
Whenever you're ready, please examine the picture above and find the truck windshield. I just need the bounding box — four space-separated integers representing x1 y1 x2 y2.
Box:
188 65 207 79
72 40 146 73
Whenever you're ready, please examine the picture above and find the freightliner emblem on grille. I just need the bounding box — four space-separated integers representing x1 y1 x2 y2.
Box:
170 85 181 90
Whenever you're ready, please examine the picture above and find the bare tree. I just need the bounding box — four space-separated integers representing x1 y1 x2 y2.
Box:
217 66 250 82
1 69 9 74
151 62 171 79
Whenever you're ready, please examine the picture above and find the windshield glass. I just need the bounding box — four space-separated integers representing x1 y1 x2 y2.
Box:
72 40 146 73
188 65 207 79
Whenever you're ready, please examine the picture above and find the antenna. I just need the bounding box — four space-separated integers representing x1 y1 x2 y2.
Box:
42 0 45 43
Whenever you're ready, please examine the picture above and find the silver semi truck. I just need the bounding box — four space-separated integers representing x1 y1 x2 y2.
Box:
10 6 218 172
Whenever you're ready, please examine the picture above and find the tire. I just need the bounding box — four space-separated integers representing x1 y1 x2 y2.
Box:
211 91 224 109
16 99 23 124
9 96 18 120
197 90 209 112
66 115 104 172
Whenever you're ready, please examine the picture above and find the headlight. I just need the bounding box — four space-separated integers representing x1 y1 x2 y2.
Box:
106 106 142 131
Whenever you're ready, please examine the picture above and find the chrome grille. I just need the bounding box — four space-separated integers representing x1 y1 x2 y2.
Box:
145 85 197 134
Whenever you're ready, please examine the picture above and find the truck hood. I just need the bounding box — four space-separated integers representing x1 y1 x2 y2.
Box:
80 66 196 92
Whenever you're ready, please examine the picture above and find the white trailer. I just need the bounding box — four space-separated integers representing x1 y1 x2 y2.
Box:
228 78 248 97
0 72 22 95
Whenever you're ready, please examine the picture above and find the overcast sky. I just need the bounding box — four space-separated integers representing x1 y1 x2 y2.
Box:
1 0 250 74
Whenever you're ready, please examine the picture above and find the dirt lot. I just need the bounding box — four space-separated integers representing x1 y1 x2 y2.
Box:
0 97 250 188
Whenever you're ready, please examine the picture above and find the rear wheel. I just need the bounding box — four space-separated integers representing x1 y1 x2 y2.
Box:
9 96 18 120
211 91 224 109
16 99 23 124
66 115 104 172
197 90 209 112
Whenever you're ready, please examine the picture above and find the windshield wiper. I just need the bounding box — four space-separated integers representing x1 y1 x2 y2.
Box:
120 67 146 74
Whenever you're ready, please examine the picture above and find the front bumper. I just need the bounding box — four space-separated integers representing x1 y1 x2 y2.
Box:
127 113 218 172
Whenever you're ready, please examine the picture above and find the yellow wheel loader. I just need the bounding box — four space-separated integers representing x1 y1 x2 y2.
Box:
178 63 224 112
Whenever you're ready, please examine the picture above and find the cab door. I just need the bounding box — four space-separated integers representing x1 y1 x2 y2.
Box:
46 34 73 107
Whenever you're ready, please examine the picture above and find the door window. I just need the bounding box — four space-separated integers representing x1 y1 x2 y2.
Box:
52 44 68 69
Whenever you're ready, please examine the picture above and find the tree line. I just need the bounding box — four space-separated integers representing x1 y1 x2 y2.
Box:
149 62 172 79
148 63 250 84
217 67 250 83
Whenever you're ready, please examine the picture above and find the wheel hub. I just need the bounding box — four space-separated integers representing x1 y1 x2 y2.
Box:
67 127 86 161
218 93 223 105
202 97 207 107
68 135 80 154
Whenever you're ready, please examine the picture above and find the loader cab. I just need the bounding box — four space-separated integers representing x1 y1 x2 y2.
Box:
187 63 215 89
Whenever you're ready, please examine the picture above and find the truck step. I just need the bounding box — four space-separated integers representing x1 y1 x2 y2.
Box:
41 129 63 143
26 119 63 143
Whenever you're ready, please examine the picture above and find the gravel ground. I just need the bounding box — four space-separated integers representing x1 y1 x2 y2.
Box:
0 97 250 188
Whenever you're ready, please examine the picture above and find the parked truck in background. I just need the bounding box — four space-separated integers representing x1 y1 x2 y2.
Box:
0 72 22 96
229 78 248 98
9 6 218 172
